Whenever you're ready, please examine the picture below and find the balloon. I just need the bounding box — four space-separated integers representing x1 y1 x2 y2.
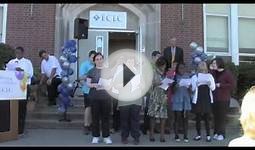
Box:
194 57 202 64
189 42 198 50
62 61 70 69
62 77 69 84
64 40 76 48
67 82 74 91
59 55 68 64
67 68 74 76
61 70 68 77
60 86 70 97
68 55 77 63
196 46 204 53
70 47 76 53
15 71 24 80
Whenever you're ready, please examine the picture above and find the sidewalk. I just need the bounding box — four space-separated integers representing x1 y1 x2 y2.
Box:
0 126 241 147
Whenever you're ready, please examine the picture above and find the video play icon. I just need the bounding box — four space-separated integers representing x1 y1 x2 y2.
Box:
101 49 153 102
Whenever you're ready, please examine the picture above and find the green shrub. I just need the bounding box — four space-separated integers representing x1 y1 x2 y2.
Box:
0 43 15 69
237 62 255 100
225 62 239 99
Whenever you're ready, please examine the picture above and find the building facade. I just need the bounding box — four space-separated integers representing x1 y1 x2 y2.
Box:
1 4 255 77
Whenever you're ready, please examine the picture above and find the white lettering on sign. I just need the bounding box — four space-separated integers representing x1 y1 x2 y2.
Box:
89 11 127 29
0 70 27 100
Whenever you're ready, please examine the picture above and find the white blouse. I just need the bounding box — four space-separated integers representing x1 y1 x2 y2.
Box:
191 73 216 104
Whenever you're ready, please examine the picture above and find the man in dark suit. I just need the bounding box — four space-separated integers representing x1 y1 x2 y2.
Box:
163 37 184 70
163 37 184 135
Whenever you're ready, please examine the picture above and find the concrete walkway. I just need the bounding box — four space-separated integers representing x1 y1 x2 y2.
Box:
0 126 241 147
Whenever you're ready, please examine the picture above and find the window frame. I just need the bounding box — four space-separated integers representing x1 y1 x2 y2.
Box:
203 4 231 56
0 4 7 43
238 15 255 56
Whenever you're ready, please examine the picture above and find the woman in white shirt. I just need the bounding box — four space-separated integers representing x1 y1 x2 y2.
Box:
229 86 255 147
191 61 215 142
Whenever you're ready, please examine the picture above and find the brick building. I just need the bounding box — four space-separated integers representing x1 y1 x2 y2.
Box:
1 4 255 77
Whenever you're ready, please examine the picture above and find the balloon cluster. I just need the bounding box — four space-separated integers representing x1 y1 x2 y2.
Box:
189 42 208 67
57 40 77 113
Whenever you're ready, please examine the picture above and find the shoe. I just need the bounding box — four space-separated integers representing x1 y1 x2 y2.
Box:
160 138 166 142
121 137 128 144
213 134 218 140
193 135 201 141
83 126 90 135
110 128 115 134
175 135 181 142
133 138 139 145
184 138 189 143
92 137 100 144
216 135 224 141
103 137 112 144
206 136 211 142
149 136 155 142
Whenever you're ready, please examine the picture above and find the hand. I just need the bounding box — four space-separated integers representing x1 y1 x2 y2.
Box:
216 83 220 87
15 67 24 71
46 79 52 85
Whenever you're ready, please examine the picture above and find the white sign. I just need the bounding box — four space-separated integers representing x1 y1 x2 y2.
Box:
96 36 104 54
0 70 27 100
89 11 127 29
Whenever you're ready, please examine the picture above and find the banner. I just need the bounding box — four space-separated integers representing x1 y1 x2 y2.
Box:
0 70 27 100
89 11 127 29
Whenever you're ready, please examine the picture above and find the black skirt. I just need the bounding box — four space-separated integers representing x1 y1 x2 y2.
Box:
192 85 212 114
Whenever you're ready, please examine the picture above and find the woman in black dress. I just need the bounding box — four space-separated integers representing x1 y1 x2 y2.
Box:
191 61 216 142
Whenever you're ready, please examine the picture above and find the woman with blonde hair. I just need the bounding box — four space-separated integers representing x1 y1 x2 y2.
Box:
229 86 255 146
191 61 215 142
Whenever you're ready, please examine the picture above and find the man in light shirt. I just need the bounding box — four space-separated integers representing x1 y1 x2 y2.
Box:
39 50 62 106
6 46 33 136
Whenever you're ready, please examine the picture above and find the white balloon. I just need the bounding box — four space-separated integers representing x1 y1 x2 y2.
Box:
62 77 69 84
189 42 198 50
59 55 67 64
194 57 202 64
67 82 74 90
196 46 204 53
62 61 70 69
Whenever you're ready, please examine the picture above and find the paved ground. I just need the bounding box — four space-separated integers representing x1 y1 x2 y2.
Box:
0 126 242 147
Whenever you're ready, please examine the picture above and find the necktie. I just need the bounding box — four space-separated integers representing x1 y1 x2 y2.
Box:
171 47 175 63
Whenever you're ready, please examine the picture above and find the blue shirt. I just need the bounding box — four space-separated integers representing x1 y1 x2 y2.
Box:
79 60 94 94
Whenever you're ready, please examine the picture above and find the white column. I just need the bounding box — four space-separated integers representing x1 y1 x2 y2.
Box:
230 4 239 65
2 4 8 43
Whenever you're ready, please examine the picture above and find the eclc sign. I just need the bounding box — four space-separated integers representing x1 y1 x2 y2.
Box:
89 11 127 29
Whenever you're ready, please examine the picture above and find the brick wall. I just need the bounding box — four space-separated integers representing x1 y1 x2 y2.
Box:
161 4 203 67
6 4 56 70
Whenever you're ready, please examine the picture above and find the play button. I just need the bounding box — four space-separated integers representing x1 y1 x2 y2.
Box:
101 49 153 102
123 64 135 87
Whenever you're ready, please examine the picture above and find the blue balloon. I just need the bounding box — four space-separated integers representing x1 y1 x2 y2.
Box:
61 70 68 77
64 40 76 48
70 47 76 53
67 68 74 76
68 55 77 63
60 86 70 97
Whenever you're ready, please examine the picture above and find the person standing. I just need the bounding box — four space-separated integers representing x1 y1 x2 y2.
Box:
86 53 112 144
141 51 161 135
172 63 192 142
79 50 97 135
163 37 184 70
191 61 215 142
229 86 255 147
163 37 184 134
147 56 169 142
39 50 62 106
210 57 236 141
6 46 33 136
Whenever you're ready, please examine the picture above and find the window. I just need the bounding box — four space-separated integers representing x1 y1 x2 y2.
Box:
238 4 255 54
204 4 230 53
0 4 7 43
